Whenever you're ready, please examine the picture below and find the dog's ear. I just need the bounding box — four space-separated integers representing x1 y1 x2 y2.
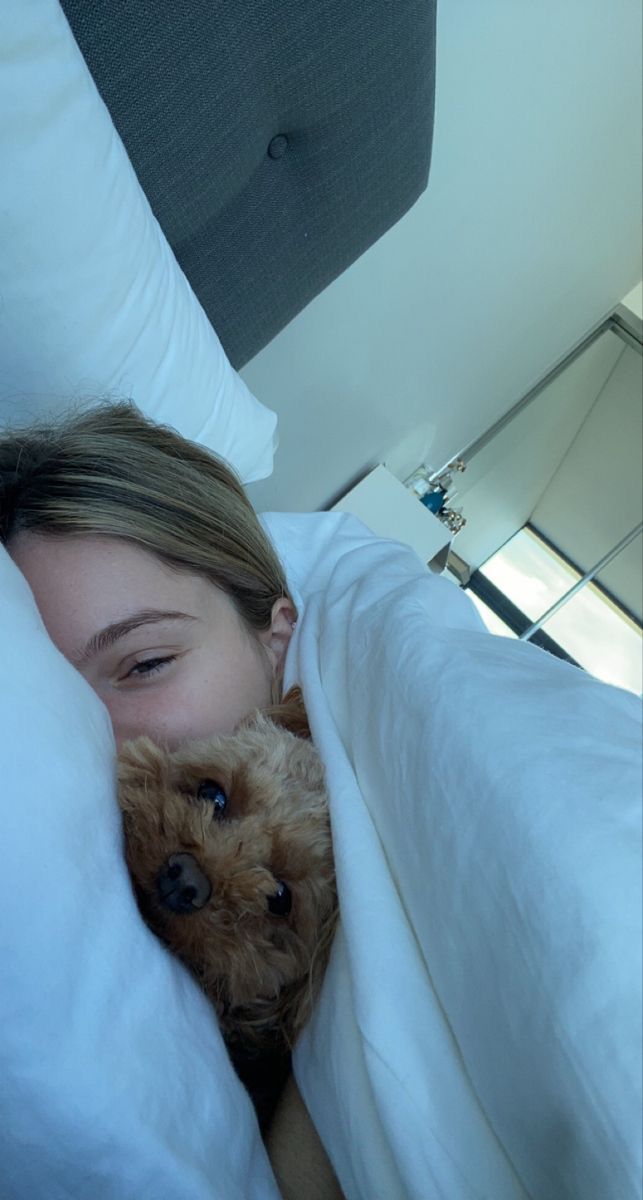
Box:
260 685 311 740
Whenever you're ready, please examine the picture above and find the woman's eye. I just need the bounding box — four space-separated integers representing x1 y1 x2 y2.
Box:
125 655 176 681
197 780 227 816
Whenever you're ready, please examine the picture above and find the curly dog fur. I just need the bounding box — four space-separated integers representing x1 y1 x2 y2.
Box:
117 688 338 1071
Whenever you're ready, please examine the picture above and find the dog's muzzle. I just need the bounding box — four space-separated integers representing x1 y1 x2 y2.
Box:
156 852 212 914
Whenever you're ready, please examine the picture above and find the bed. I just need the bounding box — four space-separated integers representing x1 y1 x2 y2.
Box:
1 4 641 1199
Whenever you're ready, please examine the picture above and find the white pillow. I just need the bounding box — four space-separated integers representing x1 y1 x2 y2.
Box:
0 546 280 1200
0 0 276 484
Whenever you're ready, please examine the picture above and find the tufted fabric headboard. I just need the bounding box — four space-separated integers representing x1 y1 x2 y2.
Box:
59 0 437 369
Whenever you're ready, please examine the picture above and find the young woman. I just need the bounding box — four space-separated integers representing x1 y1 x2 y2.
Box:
0 399 343 1200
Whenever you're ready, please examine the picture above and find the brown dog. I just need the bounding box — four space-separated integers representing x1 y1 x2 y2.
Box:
117 687 337 1127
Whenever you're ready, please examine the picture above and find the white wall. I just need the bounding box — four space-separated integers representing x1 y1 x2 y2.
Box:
243 0 642 514
447 329 626 572
532 343 643 621
623 282 643 320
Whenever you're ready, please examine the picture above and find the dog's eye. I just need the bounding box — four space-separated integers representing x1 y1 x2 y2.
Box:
267 881 292 917
197 779 227 816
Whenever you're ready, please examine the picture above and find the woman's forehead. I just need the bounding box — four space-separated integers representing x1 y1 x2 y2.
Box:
8 532 221 657
10 531 179 594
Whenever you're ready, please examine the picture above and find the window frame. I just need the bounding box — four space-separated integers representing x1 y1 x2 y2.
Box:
463 522 641 670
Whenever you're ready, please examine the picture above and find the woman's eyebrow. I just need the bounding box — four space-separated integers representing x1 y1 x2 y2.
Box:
73 610 197 666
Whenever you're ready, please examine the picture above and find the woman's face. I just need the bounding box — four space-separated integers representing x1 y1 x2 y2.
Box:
9 532 295 751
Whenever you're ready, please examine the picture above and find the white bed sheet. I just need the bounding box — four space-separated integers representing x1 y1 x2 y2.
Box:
261 511 643 1200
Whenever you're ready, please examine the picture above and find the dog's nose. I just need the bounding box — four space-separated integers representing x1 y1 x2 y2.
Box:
156 852 212 914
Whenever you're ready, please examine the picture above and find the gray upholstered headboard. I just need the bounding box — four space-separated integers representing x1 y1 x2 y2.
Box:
59 0 436 369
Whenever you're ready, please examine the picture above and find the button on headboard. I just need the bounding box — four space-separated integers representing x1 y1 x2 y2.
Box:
60 0 437 368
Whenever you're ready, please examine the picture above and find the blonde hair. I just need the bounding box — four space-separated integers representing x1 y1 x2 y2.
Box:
0 401 294 641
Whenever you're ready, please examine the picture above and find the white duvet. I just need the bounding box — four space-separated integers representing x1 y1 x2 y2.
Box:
1 512 640 1199
263 511 643 1200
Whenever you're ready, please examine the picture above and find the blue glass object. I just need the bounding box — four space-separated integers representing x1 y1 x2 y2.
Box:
420 488 446 514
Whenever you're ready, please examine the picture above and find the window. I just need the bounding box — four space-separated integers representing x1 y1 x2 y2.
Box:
460 526 642 695
480 527 580 622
